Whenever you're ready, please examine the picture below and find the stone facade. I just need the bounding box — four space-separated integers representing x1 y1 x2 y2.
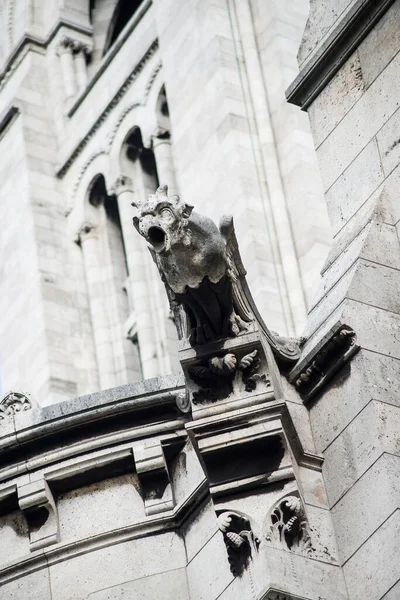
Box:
0 1 398 600
0 0 329 405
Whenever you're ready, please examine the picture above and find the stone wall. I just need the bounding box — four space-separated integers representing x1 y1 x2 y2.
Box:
287 1 400 598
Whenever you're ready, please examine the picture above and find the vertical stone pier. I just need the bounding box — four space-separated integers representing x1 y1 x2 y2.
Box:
287 2 400 599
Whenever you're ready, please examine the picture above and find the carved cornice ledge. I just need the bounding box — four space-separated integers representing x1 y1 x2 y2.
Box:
286 0 396 109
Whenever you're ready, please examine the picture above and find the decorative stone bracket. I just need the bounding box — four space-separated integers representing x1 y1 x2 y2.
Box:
18 479 60 551
289 325 360 403
133 440 174 516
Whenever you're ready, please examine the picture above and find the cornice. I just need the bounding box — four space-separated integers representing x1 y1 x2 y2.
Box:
0 20 92 92
0 375 186 483
286 0 396 110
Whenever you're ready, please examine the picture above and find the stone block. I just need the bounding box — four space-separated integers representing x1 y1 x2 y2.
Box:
325 138 384 235
358 1 400 89
183 499 219 563
0 568 52 600
49 532 186 600
309 349 400 453
57 473 144 544
87 567 189 599
308 49 365 148
186 530 234 600
343 509 400 600
317 49 400 191
332 453 400 563
343 300 400 360
376 105 400 176
323 401 400 506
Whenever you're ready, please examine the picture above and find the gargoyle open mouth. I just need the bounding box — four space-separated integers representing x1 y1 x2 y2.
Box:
147 226 167 252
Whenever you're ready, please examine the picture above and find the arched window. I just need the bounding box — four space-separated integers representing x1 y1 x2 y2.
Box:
103 0 143 56
81 174 142 389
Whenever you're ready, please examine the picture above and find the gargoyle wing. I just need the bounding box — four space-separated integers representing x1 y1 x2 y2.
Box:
219 215 301 364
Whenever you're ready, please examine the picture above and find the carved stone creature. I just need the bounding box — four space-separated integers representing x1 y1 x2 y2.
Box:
132 184 301 363
132 184 246 345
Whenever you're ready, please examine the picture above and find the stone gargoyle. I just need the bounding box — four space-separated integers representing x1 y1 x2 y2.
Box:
132 184 300 363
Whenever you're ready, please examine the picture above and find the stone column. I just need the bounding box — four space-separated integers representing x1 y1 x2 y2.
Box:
232 0 307 335
57 38 77 100
112 175 162 379
151 129 179 196
77 222 118 390
73 43 90 94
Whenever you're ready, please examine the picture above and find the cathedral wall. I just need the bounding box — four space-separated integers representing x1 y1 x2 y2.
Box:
287 1 400 598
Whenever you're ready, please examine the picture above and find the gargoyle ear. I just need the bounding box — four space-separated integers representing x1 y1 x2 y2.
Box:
182 203 193 219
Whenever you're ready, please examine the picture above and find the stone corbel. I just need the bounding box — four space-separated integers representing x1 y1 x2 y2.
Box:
18 479 60 551
217 510 260 576
133 440 174 516
289 324 360 403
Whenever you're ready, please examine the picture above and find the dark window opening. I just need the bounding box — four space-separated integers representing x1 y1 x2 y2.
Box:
103 0 143 56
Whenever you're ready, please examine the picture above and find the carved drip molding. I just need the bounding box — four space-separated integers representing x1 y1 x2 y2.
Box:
133 440 175 515
56 38 159 177
289 324 360 404
0 391 32 422
286 0 396 109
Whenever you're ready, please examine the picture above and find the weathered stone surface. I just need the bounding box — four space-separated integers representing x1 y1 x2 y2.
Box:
186 530 234 600
309 349 400 453
308 49 364 148
343 510 400 600
182 499 219 563
357 0 400 89
58 474 144 543
87 567 189 599
0 569 52 600
49 533 186 600
331 453 400 563
323 402 400 506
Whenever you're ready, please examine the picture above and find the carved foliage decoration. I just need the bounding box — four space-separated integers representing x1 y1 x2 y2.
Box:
188 349 269 404
293 325 359 402
217 511 260 577
265 495 311 556
0 391 32 422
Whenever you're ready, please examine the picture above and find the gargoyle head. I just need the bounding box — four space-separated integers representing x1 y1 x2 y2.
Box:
132 184 193 254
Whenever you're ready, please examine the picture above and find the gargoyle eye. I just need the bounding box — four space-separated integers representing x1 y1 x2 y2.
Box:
160 207 173 220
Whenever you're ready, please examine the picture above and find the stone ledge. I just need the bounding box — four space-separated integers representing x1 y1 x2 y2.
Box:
0 374 186 484
286 0 396 110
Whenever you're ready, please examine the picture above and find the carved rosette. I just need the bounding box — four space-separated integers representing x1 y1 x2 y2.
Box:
265 495 312 556
0 391 32 421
